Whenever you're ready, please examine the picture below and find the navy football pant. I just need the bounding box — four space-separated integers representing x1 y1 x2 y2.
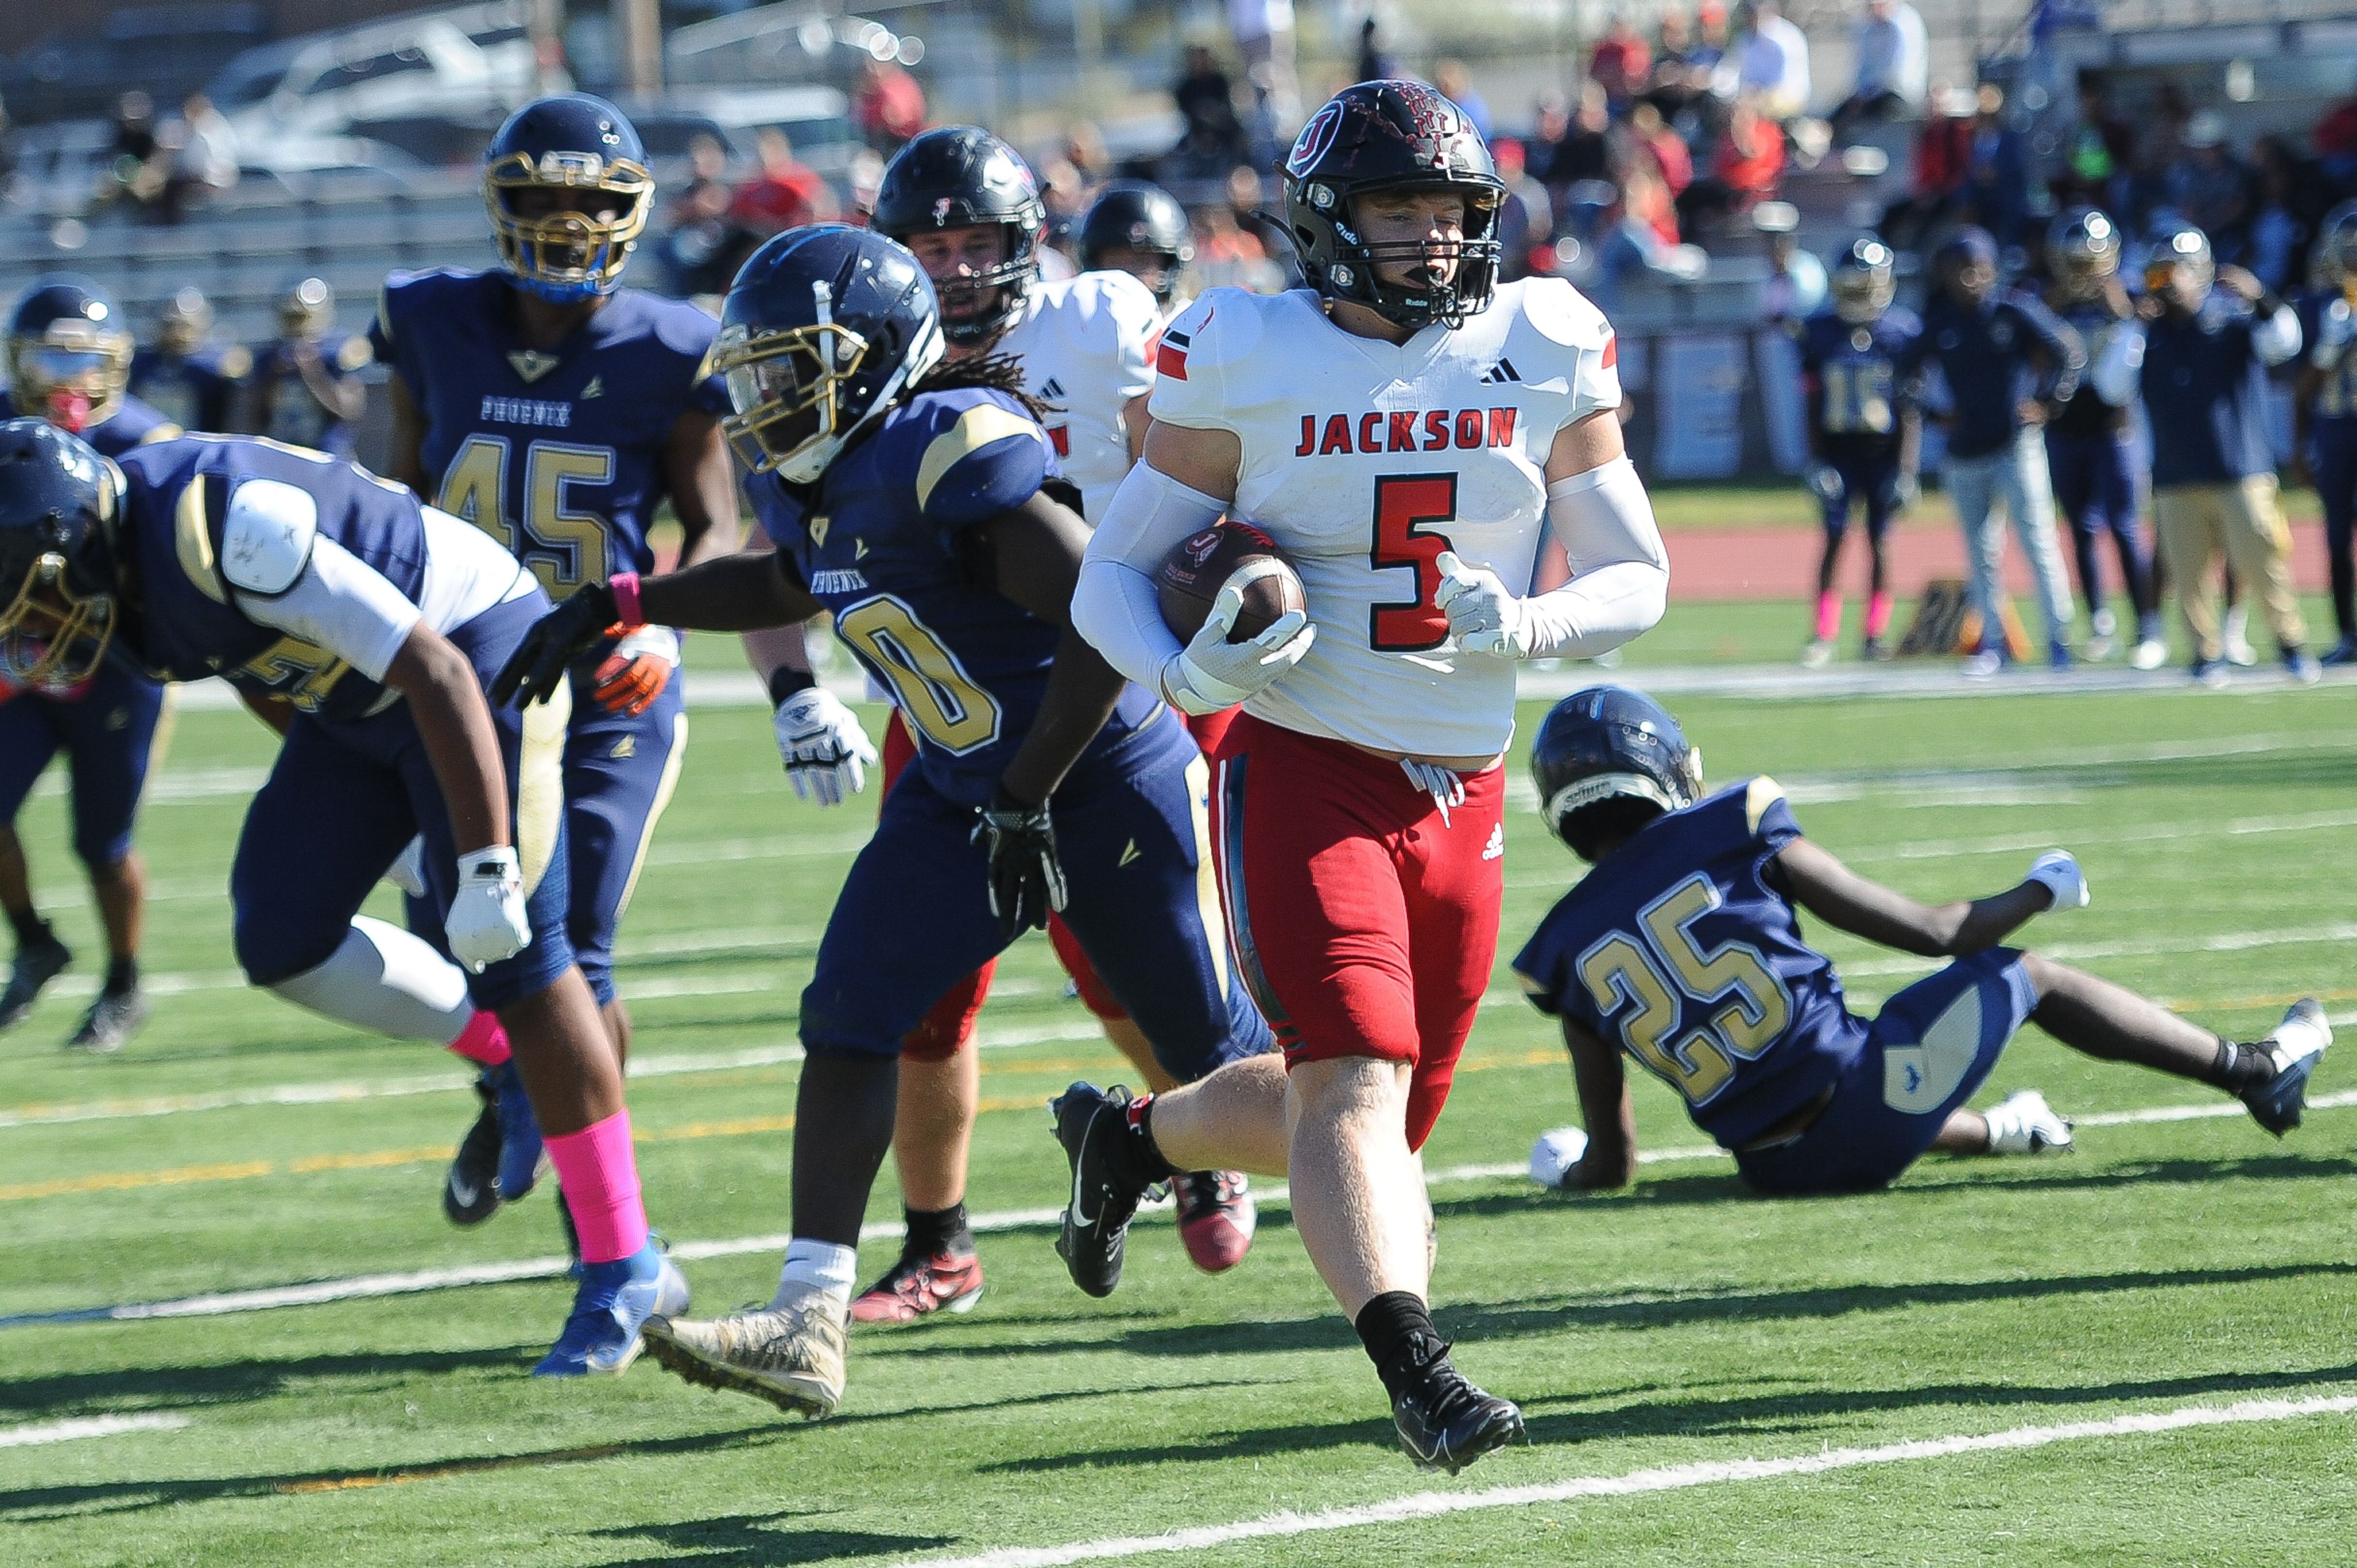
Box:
232 592 575 1013
2046 430 2157 632
406 661 685 1007
2313 421 2357 643
1736 949 2039 1195
0 665 169 869
800 709 1271 1081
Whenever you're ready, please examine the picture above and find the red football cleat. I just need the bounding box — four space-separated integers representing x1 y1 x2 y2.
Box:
849 1250 985 1326
1174 1170 1256 1273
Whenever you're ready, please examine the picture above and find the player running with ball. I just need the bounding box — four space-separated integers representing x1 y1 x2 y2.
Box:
1059 80 1669 1473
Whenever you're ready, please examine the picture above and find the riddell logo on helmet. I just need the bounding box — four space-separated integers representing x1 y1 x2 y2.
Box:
932 197 954 223
1287 101 1344 177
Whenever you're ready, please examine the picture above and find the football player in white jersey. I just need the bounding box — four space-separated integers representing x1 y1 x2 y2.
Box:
1077 179 1199 333
1057 81 1670 1473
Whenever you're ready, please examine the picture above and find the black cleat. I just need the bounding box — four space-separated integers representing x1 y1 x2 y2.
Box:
443 1076 504 1226
0 933 72 1032
1050 1082 1151 1298
64 986 147 1053
1392 1354 1525 1475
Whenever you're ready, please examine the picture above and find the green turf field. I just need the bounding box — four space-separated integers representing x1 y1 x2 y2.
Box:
3 639 2353 1566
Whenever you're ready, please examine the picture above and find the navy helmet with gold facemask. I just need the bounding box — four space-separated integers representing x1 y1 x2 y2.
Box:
484 93 653 304
713 224 945 483
9 277 136 436
0 417 124 693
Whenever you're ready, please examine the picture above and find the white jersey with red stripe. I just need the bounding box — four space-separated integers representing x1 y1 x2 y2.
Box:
1148 278 1622 759
996 269 1159 523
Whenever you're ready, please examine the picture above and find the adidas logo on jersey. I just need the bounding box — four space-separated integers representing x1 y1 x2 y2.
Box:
1482 824 1504 860
1038 376 1067 404
1478 358 1524 385
582 376 603 400
611 736 636 759
1294 407 1519 458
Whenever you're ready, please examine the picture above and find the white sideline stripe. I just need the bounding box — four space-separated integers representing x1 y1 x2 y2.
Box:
0 1018 1107 1130
14 1090 2354 1330
894 1395 2357 1568
1843 922 2357 979
0 1412 192 1448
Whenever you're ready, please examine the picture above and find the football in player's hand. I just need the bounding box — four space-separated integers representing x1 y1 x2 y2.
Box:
1155 521 1307 644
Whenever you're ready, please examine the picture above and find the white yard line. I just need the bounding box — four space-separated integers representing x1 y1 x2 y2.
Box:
892 1395 2357 1568
0 1412 191 1448
12 1092 2354 1330
0 1016 1107 1130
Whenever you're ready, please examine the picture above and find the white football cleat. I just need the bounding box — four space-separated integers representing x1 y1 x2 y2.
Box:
1984 1089 2073 1156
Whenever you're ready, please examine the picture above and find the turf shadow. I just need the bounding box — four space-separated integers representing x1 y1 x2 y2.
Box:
586 1512 953 1567
0 1344 534 1418
0 1421 799 1523
979 1358 2357 1474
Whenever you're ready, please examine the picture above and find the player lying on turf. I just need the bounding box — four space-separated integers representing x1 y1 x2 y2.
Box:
490 225 1271 1421
1510 686 2330 1195
0 420 687 1374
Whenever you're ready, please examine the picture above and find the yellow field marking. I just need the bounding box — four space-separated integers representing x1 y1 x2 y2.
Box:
0 1160 273 1202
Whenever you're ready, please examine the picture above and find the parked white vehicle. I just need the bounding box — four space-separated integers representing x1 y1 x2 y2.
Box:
212 2 548 142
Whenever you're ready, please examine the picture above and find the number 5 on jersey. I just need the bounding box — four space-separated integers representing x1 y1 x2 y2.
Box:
1369 473 1459 652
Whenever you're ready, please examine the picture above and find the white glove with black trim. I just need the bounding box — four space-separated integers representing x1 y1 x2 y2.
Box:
1158 573 1315 716
446 846 532 972
1433 550 1534 659
2026 850 2090 911
383 835 428 898
773 686 877 807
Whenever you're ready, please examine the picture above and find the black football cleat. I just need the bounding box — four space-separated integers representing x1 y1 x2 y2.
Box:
1393 1356 1525 1475
443 1076 504 1226
1051 1082 1151 1298
0 932 72 1032
64 985 148 1054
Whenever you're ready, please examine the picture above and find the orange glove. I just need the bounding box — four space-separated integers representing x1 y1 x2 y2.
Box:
590 623 679 716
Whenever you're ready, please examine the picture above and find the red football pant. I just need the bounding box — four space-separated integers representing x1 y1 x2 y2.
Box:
1209 713 1504 1152
879 712 1128 1061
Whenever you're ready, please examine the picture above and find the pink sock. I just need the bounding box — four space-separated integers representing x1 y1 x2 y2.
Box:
1815 591 1842 641
446 1010 512 1067
1866 590 1893 639
545 1111 648 1265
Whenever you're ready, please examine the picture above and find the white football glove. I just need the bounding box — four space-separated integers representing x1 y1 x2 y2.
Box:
1529 1126 1590 1188
383 834 428 898
2026 849 2090 911
1805 462 1845 503
773 687 877 807
1892 471 1922 512
445 846 532 973
1158 574 1315 717
1433 550 1533 659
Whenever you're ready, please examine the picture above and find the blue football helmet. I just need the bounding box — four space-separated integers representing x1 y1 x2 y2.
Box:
9 276 136 434
0 417 123 692
484 93 652 303
714 225 946 482
1530 685 1703 857
2046 207 2121 301
1830 238 1895 325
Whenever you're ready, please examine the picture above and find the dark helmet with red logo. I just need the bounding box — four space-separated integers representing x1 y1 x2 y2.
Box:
1280 80 1505 331
872 126 1047 347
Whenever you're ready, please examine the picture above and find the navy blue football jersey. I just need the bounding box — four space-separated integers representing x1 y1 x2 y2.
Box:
1514 778 1864 1145
0 390 179 458
2046 297 2134 438
749 384 1159 808
130 344 250 433
247 333 373 458
2297 289 2357 427
110 436 430 720
371 268 729 598
1796 307 1921 460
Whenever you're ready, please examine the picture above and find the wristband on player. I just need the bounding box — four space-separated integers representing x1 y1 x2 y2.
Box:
767 665 818 706
608 571 644 626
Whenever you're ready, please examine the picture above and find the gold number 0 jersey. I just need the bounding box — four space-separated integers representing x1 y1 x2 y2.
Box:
1150 279 1622 759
